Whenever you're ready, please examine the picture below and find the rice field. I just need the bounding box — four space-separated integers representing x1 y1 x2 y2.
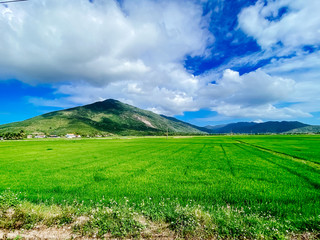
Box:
0 135 320 238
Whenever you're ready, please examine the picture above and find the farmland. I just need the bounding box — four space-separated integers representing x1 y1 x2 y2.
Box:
1 135 320 238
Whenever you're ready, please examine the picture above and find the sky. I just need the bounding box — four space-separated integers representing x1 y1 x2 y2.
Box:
0 0 320 127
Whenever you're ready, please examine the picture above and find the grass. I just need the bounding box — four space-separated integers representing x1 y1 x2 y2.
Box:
235 135 320 164
0 135 320 238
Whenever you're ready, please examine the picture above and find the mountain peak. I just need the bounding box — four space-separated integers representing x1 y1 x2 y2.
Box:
83 98 127 112
0 99 204 136
102 98 120 103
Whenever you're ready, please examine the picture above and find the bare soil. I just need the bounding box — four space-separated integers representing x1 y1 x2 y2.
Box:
0 221 176 240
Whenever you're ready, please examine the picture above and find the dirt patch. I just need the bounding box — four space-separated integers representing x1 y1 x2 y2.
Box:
0 221 177 239
137 216 176 239
0 225 88 240
290 232 320 240
134 115 156 129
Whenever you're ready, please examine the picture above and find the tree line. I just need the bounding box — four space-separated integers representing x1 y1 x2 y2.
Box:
0 130 25 140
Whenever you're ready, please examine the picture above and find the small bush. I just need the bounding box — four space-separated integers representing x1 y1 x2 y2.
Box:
0 190 21 210
167 205 214 238
75 201 144 238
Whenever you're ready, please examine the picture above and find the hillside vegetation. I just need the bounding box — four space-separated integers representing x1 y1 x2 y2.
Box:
286 125 320 134
205 121 310 134
0 99 204 136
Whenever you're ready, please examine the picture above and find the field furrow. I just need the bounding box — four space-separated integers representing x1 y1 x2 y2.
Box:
236 139 320 169
234 142 320 190
220 144 235 177
1 135 320 237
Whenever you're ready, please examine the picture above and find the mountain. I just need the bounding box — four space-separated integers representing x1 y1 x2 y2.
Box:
161 115 210 133
285 125 320 134
0 99 205 136
206 122 257 134
249 121 309 133
204 124 227 130
1 100 317 136
204 121 310 134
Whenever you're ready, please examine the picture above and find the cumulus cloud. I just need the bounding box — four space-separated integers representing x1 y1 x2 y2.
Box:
0 0 211 85
260 51 320 115
200 69 295 105
0 0 215 116
1 0 319 122
238 0 320 51
213 104 311 119
48 73 199 116
197 68 310 119
207 0 320 120
204 50 320 119
36 67 310 119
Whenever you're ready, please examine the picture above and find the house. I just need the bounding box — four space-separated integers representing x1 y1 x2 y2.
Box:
27 135 33 139
65 134 76 138
35 135 46 138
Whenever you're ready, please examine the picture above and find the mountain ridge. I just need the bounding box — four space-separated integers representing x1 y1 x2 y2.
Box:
0 99 205 136
0 99 319 136
204 121 311 134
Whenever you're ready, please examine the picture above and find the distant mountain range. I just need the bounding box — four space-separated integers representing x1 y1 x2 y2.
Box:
0 99 204 136
204 121 320 134
0 99 319 136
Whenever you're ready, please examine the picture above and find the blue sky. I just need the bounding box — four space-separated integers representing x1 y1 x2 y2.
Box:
1 0 320 126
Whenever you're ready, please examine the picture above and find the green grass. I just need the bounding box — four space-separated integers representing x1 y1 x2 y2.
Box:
234 135 320 164
0 135 320 238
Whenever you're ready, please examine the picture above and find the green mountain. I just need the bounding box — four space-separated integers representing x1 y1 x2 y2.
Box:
285 125 320 134
0 99 205 136
204 121 310 134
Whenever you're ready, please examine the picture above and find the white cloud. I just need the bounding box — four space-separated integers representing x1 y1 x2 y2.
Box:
229 0 320 119
28 64 315 119
1 0 319 122
238 0 320 50
200 69 295 106
263 51 320 82
208 0 320 120
211 50 320 119
197 68 311 119
49 76 199 116
213 103 311 119
0 0 214 116
0 0 211 86
258 51 320 115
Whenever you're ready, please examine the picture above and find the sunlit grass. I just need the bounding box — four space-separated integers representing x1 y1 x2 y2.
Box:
0 135 320 238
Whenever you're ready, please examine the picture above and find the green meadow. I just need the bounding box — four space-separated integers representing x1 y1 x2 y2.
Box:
1 135 320 238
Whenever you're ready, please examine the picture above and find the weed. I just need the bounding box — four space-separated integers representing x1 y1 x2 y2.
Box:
74 201 144 238
0 190 21 210
0 136 320 238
